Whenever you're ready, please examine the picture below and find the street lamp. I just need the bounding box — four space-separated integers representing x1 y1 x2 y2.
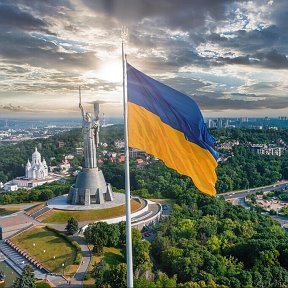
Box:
62 263 65 276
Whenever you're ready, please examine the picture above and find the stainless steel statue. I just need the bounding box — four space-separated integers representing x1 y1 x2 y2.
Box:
79 88 99 169
67 87 113 205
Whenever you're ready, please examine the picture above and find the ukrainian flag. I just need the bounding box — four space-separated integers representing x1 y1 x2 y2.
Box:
127 63 218 196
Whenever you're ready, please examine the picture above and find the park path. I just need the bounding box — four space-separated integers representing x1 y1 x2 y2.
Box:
71 236 91 287
56 235 91 288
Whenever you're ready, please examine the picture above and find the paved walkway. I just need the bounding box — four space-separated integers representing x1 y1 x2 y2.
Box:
47 193 125 210
70 236 91 288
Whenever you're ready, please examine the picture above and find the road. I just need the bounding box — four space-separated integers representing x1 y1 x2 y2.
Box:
220 180 288 228
219 180 288 200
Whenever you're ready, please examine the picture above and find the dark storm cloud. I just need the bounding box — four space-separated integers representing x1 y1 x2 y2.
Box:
123 0 288 72
129 31 213 72
0 2 53 34
193 93 288 111
217 49 288 69
213 26 284 52
270 0 288 30
81 0 245 30
219 26 285 51
163 77 210 93
0 0 73 18
0 30 100 72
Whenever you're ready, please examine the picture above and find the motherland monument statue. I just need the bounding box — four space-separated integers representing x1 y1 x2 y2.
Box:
67 87 114 205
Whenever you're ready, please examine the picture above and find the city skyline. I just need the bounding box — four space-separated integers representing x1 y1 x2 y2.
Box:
0 0 287 118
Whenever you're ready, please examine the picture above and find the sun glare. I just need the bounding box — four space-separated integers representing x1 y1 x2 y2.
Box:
96 59 123 83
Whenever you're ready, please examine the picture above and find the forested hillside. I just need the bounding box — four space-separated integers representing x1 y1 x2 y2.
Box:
137 190 288 287
0 129 83 183
1 126 288 287
1 126 287 195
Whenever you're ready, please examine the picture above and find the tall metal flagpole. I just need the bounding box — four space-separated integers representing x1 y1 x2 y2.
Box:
121 26 133 288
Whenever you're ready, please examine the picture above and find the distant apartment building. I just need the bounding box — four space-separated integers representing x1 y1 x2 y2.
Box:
208 119 217 128
250 144 284 156
258 147 284 156
240 117 249 122
207 118 228 128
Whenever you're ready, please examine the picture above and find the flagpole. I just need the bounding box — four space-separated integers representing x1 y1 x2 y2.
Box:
121 27 133 288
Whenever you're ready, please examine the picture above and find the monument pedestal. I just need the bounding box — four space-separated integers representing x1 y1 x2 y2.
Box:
67 168 113 205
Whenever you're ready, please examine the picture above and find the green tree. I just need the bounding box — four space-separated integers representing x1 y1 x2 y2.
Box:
206 235 221 253
107 224 120 247
154 271 177 288
65 217 79 235
109 263 127 288
118 221 126 247
13 265 36 288
91 260 110 288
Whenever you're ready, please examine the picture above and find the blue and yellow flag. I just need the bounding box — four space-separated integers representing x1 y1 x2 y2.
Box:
127 63 218 196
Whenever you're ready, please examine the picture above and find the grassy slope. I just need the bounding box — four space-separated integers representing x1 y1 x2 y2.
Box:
40 199 142 223
0 207 20 216
11 226 78 276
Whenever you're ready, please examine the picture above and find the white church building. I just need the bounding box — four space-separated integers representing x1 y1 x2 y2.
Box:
3 148 61 191
25 147 48 179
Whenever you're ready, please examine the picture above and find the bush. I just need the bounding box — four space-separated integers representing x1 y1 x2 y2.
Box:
84 271 91 280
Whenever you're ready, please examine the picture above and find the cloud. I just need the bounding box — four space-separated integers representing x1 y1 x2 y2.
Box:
0 0 287 117
0 30 101 72
193 92 288 111
217 49 288 69
0 104 32 112
0 2 54 34
81 0 238 30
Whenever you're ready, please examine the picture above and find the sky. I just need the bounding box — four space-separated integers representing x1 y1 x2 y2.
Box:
0 0 287 119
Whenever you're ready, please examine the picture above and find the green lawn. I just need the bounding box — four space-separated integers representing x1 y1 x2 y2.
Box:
0 207 20 216
88 246 124 271
11 226 78 276
40 199 142 223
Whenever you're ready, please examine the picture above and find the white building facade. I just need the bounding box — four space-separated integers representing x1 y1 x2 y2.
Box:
25 148 48 179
